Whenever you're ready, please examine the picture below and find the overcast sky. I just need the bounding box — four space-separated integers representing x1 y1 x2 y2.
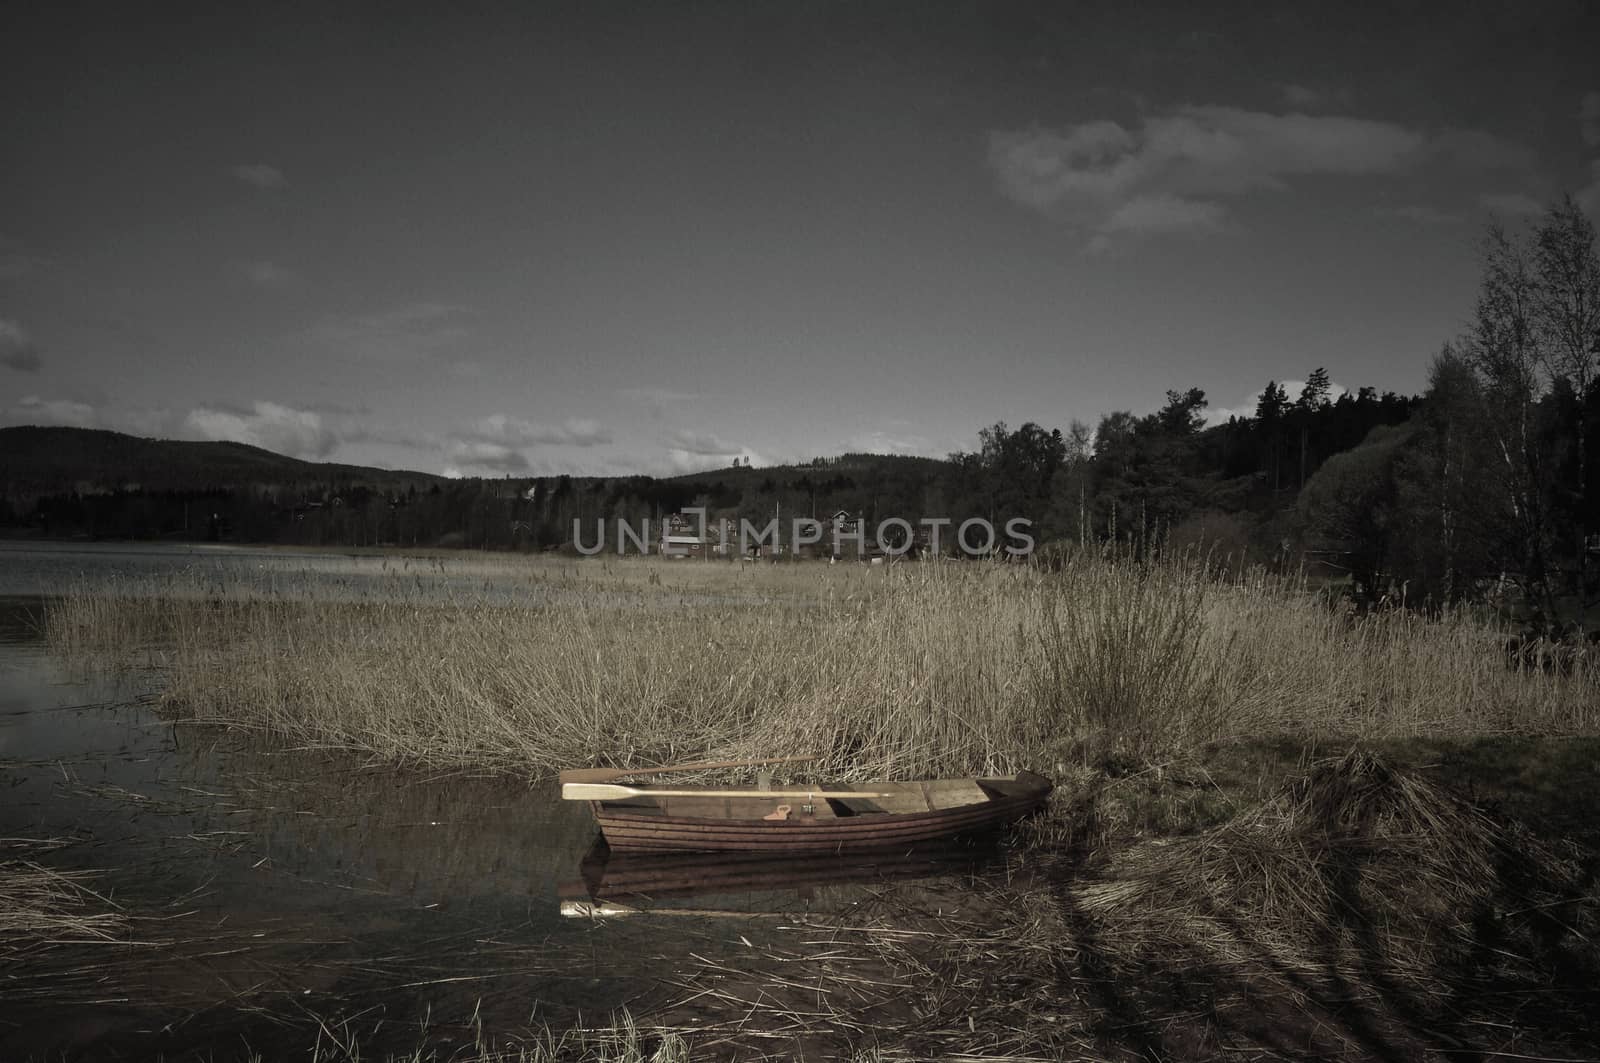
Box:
3 2 1598 476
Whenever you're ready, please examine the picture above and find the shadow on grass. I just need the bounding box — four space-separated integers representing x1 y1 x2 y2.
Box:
1025 746 1600 1062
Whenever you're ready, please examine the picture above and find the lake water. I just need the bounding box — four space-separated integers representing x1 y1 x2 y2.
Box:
0 542 992 1060
0 540 562 603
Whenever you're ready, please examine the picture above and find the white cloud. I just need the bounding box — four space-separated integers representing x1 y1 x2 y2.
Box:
1581 92 1600 148
1 318 41 372
438 414 614 476
660 428 765 472
664 450 766 474
989 105 1525 248
444 439 529 474
1094 194 1227 246
665 428 741 456
471 414 612 447
230 163 285 189
845 430 940 457
6 395 95 427
184 401 339 459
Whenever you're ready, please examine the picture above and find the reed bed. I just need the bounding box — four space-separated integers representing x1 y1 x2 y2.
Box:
45 554 1600 778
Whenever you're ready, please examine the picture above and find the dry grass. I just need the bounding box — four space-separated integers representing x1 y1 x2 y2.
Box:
45 554 1599 778
297 1008 693 1063
731 752 1600 1060
0 838 124 947
1068 751 1595 991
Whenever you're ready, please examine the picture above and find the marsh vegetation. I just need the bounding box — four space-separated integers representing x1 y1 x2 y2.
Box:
12 549 1600 1060
46 552 1600 772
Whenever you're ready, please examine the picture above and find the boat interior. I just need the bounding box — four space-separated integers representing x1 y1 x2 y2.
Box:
600 776 1039 820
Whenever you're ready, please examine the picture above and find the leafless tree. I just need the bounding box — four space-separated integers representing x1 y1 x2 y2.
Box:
1466 222 1559 625
1532 196 1600 629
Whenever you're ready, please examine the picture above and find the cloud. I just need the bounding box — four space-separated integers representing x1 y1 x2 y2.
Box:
1091 194 1227 250
1478 191 1546 218
436 413 614 476
6 395 95 427
184 401 340 459
444 439 530 474
1581 92 1600 148
845 430 940 457
230 163 285 190
665 428 741 456
1374 204 1461 225
1 318 41 372
240 260 293 286
989 105 1524 248
469 414 613 447
660 428 765 472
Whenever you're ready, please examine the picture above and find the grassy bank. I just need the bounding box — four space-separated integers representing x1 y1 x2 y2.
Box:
47 554 1598 778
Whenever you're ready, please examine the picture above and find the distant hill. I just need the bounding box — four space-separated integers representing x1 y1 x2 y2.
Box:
664 451 949 486
0 426 443 496
0 426 958 547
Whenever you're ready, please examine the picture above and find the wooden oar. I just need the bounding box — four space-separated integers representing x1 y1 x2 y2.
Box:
562 782 890 801
558 755 817 786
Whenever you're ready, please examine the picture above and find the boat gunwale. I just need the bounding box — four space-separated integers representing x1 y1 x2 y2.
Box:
587 772 1052 850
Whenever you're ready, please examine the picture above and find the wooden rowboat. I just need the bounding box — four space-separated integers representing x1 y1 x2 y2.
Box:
562 770 1053 854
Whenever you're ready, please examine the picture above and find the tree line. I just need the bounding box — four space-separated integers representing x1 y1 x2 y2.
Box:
3 199 1594 629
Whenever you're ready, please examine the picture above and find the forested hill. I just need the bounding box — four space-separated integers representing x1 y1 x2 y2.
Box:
0 396 1422 556
0 426 442 496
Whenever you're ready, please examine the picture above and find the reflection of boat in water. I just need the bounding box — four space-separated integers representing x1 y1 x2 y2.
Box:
558 837 1001 918
562 772 1053 854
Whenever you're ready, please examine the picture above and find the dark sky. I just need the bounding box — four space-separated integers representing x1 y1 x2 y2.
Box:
3 1 1598 475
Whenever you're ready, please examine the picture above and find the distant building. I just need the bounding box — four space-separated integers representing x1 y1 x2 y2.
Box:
665 528 710 557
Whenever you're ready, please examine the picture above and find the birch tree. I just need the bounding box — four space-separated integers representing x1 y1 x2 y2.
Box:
1532 196 1600 629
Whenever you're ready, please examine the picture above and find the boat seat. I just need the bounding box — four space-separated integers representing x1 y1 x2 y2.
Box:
832 779 990 814
648 796 839 821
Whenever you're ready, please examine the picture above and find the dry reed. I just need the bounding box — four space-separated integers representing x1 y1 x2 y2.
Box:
761 753 1600 1059
44 554 1599 778
1066 751 1596 993
0 838 124 946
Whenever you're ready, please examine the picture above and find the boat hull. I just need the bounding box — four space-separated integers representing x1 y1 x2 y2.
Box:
587 771 1052 854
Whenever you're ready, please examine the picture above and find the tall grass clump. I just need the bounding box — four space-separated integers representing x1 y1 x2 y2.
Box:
46 553 1600 776
1061 751 1598 1007
1028 556 1227 758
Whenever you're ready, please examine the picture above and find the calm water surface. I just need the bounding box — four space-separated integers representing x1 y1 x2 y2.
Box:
0 542 983 1060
